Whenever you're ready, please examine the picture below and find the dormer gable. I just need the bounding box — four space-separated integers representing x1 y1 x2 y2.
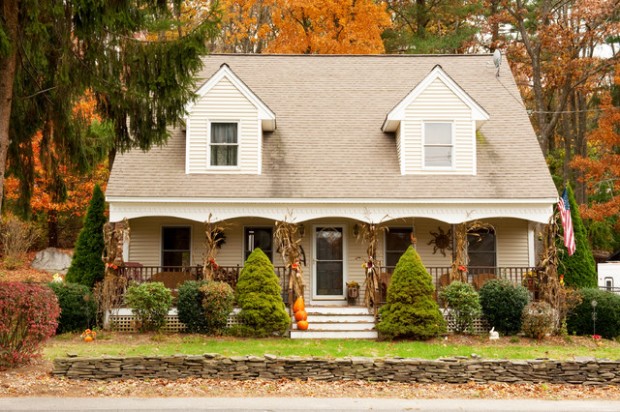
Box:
382 65 490 176
382 65 489 132
186 64 276 131
184 64 275 175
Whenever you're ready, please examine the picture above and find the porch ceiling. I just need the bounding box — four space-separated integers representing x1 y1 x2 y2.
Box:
108 199 554 224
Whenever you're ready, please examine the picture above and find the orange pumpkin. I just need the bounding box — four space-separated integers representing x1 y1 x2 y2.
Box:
297 320 309 331
84 335 94 342
294 310 307 322
293 296 305 313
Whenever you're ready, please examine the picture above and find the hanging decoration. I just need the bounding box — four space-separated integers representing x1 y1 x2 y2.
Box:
274 217 305 300
428 226 452 256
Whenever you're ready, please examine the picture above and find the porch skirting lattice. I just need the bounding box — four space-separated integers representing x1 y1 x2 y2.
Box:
107 308 490 335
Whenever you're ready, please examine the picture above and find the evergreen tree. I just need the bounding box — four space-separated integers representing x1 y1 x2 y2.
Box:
66 185 106 287
0 1 220 214
377 246 446 340
236 248 290 337
557 185 597 288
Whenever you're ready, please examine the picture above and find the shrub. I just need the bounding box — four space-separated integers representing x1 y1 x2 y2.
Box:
48 282 97 334
0 214 41 269
439 281 481 334
479 279 529 335
0 282 60 368
66 185 106 287
521 301 554 340
177 280 210 333
377 246 446 340
557 185 597 288
236 248 290 337
125 282 173 332
200 282 234 334
567 288 620 339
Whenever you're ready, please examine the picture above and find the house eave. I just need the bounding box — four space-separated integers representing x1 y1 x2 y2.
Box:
108 197 556 225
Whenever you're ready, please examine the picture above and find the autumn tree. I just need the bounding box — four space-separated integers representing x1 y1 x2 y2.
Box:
383 0 483 54
0 1 220 215
214 0 391 54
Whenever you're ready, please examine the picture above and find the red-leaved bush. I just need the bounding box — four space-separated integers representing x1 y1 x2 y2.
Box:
0 282 60 368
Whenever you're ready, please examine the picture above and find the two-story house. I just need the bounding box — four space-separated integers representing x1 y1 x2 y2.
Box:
106 54 557 317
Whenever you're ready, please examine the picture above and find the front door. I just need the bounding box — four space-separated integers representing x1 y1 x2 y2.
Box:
314 226 344 299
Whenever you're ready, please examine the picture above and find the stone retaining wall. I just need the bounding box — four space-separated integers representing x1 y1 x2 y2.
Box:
53 355 620 385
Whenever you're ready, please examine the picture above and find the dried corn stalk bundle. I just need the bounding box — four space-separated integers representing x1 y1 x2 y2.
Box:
274 218 305 299
356 222 388 312
98 219 130 327
203 214 227 281
451 221 494 282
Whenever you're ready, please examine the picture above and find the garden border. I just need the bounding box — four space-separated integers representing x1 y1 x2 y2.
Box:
53 354 620 385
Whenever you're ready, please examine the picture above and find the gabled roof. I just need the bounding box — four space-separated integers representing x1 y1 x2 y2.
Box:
185 63 276 131
107 54 557 202
382 64 490 132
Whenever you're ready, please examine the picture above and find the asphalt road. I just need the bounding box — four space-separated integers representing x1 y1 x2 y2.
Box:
1 397 620 412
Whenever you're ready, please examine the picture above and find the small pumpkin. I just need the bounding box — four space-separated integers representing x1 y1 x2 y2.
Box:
84 335 94 342
294 310 307 322
297 320 309 331
293 296 305 313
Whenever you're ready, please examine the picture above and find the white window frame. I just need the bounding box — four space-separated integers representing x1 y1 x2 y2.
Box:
208 120 240 169
422 121 454 170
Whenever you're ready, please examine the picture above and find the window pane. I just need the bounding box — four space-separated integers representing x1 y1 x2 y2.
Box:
162 227 191 250
211 123 237 144
467 230 496 268
245 228 273 261
425 123 452 145
316 228 343 260
211 145 238 166
425 146 452 167
385 228 413 267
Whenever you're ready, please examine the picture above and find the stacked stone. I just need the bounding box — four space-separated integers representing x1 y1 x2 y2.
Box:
52 354 620 385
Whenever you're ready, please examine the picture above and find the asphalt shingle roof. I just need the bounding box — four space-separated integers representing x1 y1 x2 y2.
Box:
106 54 557 201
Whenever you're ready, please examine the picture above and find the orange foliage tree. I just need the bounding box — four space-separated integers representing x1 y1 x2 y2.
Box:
216 0 391 54
4 94 109 247
571 73 620 223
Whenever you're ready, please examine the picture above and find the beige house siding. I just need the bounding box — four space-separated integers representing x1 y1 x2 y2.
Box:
402 77 475 175
187 77 261 174
126 216 532 303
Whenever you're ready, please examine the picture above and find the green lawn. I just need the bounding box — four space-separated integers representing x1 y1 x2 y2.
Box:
44 332 619 361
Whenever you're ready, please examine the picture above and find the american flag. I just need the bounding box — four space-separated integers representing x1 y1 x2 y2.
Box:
558 189 576 256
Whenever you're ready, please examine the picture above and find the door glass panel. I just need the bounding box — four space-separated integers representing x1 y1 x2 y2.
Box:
316 227 343 296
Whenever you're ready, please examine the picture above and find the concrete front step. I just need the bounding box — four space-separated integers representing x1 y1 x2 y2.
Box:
291 305 377 339
290 330 378 339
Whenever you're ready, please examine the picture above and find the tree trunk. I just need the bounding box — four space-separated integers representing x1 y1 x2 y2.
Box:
47 210 59 247
0 0 19 215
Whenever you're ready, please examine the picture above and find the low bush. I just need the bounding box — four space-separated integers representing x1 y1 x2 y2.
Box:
48 282 97 334
125 282 172 332
439 281 481 334
0 282 60 368
479 279 529 335
521 301 554 340
236 248 290 337
567 288 620 339
200 282 234 334
177 281 210 333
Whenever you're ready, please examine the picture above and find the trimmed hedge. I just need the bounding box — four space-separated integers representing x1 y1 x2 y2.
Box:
567 288 620 339
200 282 234 334
479 279 529 335
377 246 446 340
177 280 210 333
125 282 173 332
439 281 481 334
48 282 97 334
236 248 290 337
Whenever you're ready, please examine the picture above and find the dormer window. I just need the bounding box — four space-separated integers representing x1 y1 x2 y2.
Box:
424 122 453 168
210 122 238 167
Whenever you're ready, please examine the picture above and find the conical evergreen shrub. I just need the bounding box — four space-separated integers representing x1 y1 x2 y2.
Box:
66 185 106 287
236 248 290 337
377 246 446 340
557 185 597 288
